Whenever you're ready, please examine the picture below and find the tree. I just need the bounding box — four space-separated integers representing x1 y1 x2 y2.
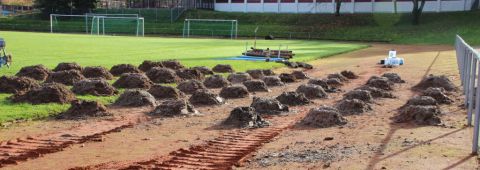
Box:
34 0 98 18
472 0 479 11
335 0 342 16
73 0 98 14
411 0 426 25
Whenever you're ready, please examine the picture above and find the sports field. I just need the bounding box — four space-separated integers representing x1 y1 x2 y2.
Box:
0 31 366 123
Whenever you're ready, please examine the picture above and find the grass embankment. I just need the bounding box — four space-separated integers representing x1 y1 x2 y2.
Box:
0 31 366 123
1 10 480 45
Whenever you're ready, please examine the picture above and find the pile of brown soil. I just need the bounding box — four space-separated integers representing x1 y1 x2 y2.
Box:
176 68 204 80
366 76 394 91
113 89 156 107
262 76 284 87
243 80 269 92
227 72 252 84
113 73 152 89
11 83 76 104
109 64 142 76
72 79 118 96
328 73 348 82
336 99 372 115
177 80 207 94
82 66 114 80
308 79 329 89
340 70 359 79
222 107 270 128
16 65 51 81
189 89 225 106
146 67 180 84
161 60 185 70
276 91 311 106
57 100 111 119
382 73 405 83
148 84 184 99
343 90 373 103
284 61 298 68
355 86 394 98
250 97 289 115
0 76 39 94
150 99 199 117
296 84 328 99
301 106 347 128
326 78 343 88
212 64 234 73
296 62 313 69
422 87 453 104
203 75 230 88
138 60 164 72
246 69 265 79
414 75 456 91
192 66 214 75
279 73 297 83
395 105 442 125
219 85 249 99
262 69 275 76
46 70 86 86
53 62 83 72
403 96 438 107
292 71 309 79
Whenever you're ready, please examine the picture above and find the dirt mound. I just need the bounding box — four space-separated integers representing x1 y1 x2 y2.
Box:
308 79 329 89
113 89 156 107
192 66 214 75
222 107 270 128
53 62 83 72
189 89 225 106
146 67 180 84
284 61 298 68
109 64 142 76
343 90 373 103
296 62 313 69
212 64 234 73
138 60 164 72
11 83 76 104
228 72 252 84
57 100 111 119
82 66 114 80
46 70 86 85
301 106 347 128
148 84 184 99
328 73 348 82
72 79 118 96
203 75 230 88
276 91 311 106
326 78 343 88
246 69 265 79
262 69 275 76
336 99 372 115
414 75 456 91
219 85 249 99
292 71 309 79
340 70 358 79
243 80 269 92
0 76 39 94
423 87 453 104
262 76 284 87
279 73 297 83
177 80 206 94
16 65 50 81
382 73 405 83
113 73 152 89
161 60 185 70
395 105 442 125
366 76 394 91
150 99 199 117
356 86 394 98
296 84 328 99
250 97 289 115
176 68 204 80
404 96 438 107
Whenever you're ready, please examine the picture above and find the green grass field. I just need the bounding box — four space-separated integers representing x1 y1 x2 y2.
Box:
0 31 366 124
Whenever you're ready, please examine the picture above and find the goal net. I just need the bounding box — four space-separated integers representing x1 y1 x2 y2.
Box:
91 16 144 36
183 19 238 39
50 14 89 34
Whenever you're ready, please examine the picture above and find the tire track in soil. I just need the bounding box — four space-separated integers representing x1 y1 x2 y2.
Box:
0 108 151 168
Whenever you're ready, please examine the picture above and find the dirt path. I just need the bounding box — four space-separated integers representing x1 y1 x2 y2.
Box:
0 43 476 170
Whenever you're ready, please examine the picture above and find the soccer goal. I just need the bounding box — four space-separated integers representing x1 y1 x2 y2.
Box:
183 19 238 39
50 14 90 34
90 16 145 36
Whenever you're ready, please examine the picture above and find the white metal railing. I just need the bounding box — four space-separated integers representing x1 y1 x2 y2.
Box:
455 35 480 154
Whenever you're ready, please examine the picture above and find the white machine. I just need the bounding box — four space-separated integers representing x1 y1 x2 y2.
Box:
382 50 404 67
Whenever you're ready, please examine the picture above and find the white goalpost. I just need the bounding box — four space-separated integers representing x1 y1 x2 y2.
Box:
183 19 238 39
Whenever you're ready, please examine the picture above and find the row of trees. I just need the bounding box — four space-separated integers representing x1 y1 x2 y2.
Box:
34 0 98 17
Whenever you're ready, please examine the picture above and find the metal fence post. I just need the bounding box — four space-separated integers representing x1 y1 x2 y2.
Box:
473 58 480 154
468 55 477 126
